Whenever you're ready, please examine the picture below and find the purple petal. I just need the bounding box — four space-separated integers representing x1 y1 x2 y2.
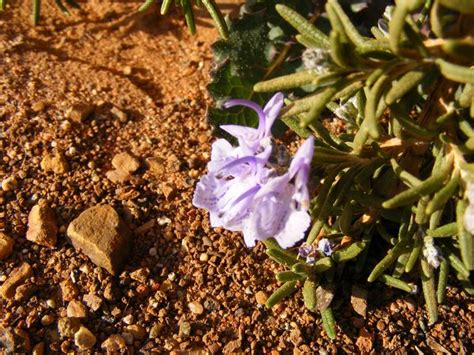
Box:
262 92 284 136
289 136 314 179
210 139 235 162
274 209 311 249
223 99 266 134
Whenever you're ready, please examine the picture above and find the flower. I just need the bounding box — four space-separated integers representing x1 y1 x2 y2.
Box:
302 48 330 73
193 93 315 249
318 238 333 256
422 237 442 269
463 181 474 234
221 92 284 153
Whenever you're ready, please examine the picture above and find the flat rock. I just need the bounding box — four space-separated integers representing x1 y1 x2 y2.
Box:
112 152 140 173
40 152 69 174
26 202 58 248
68 103 94 123
83 293 103 311
0 263 33 300
67 300 88 319
351 285 368 318
66 205 131 275
106 169 131 184
0 232 14 260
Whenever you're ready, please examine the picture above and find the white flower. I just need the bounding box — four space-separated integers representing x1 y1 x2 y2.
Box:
302 48 330 73
422 238 442 269
463 182 474 234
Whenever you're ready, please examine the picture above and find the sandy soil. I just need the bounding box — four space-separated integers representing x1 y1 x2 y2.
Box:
0 1 472 353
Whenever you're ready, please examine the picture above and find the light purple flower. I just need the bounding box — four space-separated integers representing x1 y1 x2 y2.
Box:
221 92 284 153
193 93 315 250
318 238 333 256
242 137 314 248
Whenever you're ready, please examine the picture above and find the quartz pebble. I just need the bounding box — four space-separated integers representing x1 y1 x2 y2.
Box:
67 205 131 275
188 301 204 315
26 202 58 247
74 326 96 350
0 232 14 260
67 300 88 319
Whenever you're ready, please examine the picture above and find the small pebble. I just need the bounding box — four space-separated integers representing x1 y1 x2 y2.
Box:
188 301 204 315
255 291 268 305
41 314 55 326
74 326 96 350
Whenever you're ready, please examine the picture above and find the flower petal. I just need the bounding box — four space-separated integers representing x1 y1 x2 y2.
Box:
274 209 311 249
263 92 284 136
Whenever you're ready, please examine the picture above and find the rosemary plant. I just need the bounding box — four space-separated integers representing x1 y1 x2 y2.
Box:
203 0 474 338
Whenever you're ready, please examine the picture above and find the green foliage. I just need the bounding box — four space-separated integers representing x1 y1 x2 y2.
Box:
207 0 314 132
213 0 474 338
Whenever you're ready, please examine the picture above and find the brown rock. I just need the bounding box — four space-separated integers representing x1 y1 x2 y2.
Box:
124 324 146 340
14 283 38 302
66 205 131 275
68 103 94 123
26 202 58 247
0 327 16 353
149 323 163 338
67 300 88 319
58 317 81 338
83 293 103 311
130 267 149 283
32 101 46 112
356 328 374 353
112 152 140 173
60 280 78 302
32 342 45 355
111 106 128 123
106 169 130 184
255 291 268 305
188 301 204 315
223 339 242 353
146 157 166 177
351 285 368 318
101 334 127 353
0 232 14 260
0 263 33 300
74 326 96 350
40 152 69 174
